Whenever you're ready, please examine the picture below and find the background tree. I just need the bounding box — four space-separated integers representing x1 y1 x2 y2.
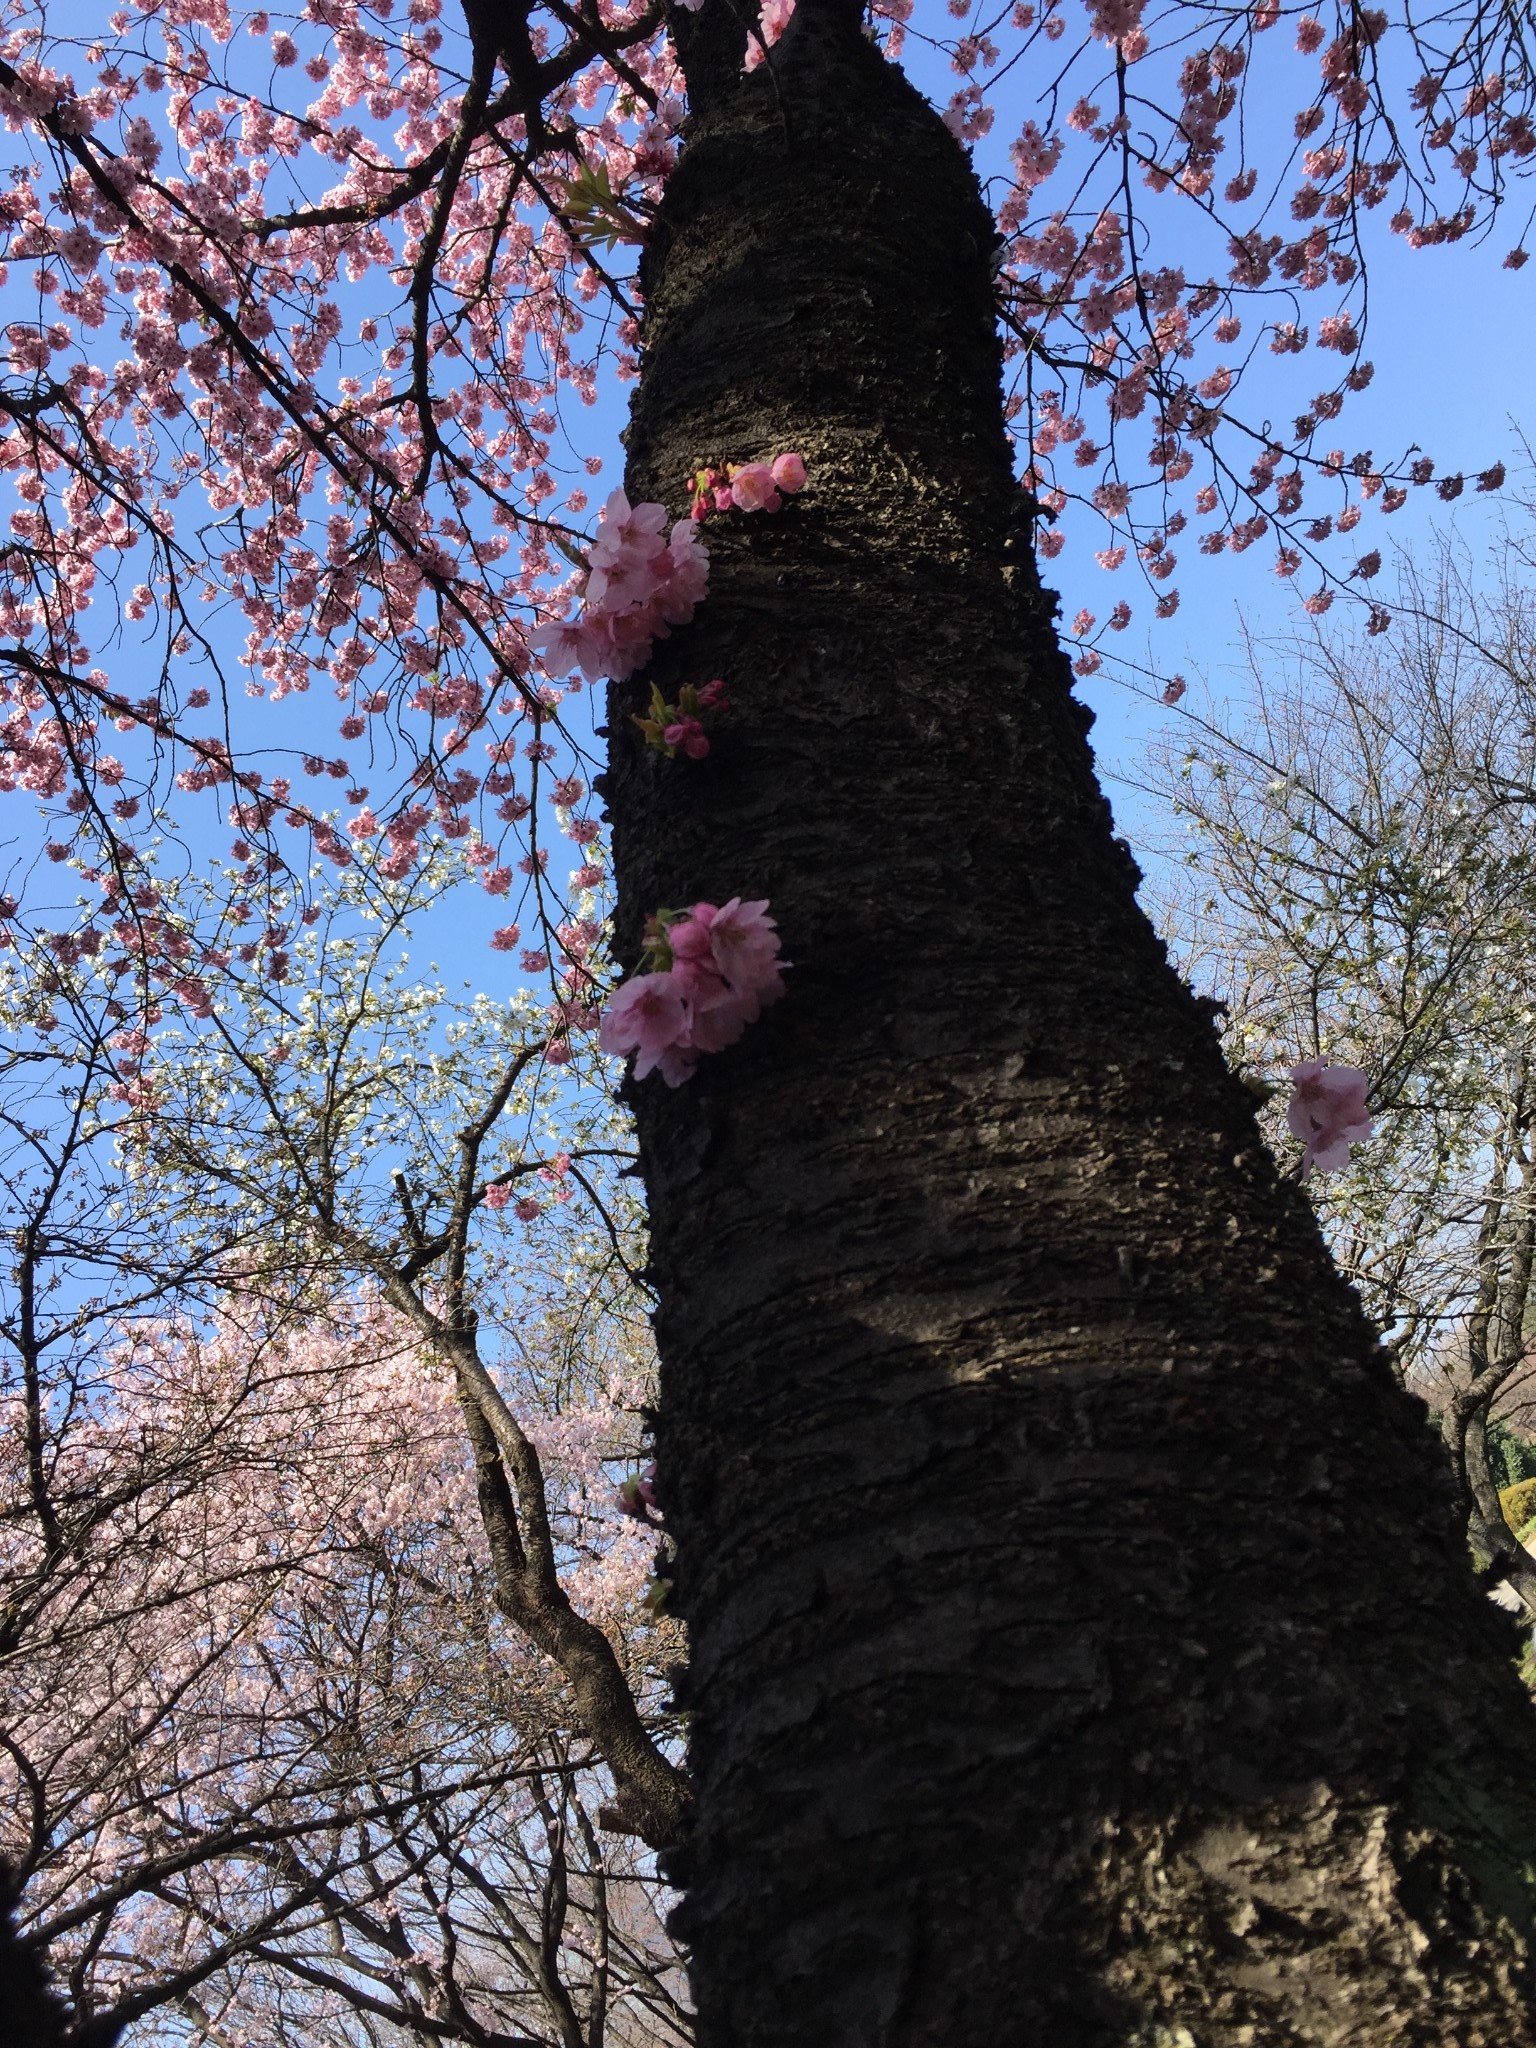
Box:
1149 528 1536 1610
0 863 688 2045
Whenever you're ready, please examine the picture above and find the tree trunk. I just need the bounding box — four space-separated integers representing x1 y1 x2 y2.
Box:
0 1869 70 2048
606 4 1536 2038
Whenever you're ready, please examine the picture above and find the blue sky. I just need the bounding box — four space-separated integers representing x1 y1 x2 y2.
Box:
890 17 1535 840
1078 213 1531 839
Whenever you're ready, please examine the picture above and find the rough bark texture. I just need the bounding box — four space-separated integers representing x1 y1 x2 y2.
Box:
606 3 1536 2039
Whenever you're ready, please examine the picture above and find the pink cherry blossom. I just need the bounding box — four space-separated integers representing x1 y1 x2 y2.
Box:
697 897 786 1010
664 917 728 1002
599 970 693 1081
599 900 787 1087
533 498 711 687
685 980 758 1054
664 717 710 758
1286 1057 1373 1174
745 0 797 69
585 490 670 610
771 452 808 493
658 520 711 617
729 463 782 513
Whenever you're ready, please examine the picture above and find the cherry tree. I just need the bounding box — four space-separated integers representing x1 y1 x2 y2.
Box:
0 880 688 2043
4 0 1536 2038
1 1293 682 2044
0 0 1528 908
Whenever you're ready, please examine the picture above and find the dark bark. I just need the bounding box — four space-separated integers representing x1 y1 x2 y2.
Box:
604 1 1536 2040
0 1867 69 2048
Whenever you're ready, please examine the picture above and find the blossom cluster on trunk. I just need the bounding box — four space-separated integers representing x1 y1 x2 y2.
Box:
600 898 787 1085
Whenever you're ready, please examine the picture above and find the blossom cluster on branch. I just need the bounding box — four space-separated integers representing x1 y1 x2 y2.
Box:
688 451 808 520
531 489 711 685
634 674 730 758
